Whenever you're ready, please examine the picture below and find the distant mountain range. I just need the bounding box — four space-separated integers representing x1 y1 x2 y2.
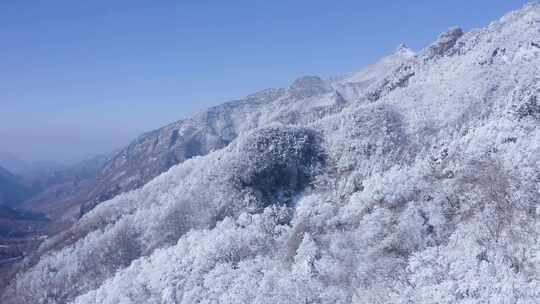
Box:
0 166 39 207
0 153 65 177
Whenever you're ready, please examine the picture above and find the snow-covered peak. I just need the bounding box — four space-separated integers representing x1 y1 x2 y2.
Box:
331 42 417 103
395 42 415 58
499 1 540 24
422 26 463 59
289 75 332 97
335 50 414 87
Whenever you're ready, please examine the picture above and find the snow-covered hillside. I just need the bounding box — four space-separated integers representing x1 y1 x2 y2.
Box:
4 3 540 303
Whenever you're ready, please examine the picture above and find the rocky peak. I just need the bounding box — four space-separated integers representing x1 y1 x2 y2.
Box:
395 42 415 58
423 26 464 59
289 75 332 98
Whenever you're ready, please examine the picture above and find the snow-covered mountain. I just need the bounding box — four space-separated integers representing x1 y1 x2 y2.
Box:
4 3 540 303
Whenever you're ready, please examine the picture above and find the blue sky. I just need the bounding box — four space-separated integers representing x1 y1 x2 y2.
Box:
0 0 531 163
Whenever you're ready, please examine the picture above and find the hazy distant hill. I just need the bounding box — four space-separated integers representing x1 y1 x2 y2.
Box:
0 166 38 207
0 153 65 177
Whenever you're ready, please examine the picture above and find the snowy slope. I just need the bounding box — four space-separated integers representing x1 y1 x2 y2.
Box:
4 3 540 304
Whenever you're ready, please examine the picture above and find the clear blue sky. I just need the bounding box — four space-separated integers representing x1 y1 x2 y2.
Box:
0 0 530 163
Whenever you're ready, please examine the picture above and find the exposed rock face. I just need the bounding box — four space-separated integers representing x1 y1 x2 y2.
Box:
423 26 464 59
